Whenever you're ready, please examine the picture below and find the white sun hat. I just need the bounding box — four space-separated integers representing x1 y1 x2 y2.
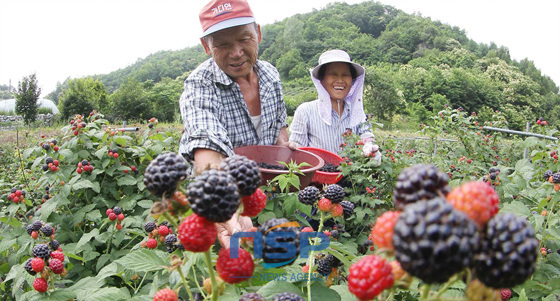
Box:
311 49 365 79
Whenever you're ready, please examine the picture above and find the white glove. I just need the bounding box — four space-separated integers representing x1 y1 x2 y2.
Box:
363 142 382 166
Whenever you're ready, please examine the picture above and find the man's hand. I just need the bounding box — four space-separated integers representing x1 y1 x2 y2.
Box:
216 212 254 248
363 142 382 166
193 149 226 175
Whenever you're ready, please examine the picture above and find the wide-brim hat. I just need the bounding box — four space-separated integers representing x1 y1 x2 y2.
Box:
199 0 255 38
311 49 365 79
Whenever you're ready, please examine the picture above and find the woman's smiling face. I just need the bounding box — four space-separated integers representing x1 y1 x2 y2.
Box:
320 62 353 101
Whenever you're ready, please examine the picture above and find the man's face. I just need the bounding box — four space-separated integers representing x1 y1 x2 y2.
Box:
202 23 261 80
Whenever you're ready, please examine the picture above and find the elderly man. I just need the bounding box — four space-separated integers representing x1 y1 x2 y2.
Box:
179 0 290 246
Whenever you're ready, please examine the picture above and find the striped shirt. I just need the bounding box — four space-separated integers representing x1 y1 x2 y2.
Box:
289 99 373 154
179 58 287 160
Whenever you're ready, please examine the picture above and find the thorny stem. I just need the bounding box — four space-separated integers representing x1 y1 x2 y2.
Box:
177 263 194 301
133 272 147 295
105 224 115 254
204 250 218 301
306 210 326 301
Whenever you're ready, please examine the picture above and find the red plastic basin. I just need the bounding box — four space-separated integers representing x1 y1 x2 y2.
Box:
299 147 343 185
234 145 324 191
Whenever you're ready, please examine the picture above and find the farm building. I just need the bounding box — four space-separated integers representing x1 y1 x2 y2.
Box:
0 98 59 114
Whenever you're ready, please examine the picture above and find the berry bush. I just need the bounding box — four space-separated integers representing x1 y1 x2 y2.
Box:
0 107 558 300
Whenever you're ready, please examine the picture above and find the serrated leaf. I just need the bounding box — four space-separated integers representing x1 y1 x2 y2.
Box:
72 179 94 190
95 147 108 160
258 211 277 225
115 249 168 272
500 201 531 216
256 281 303 299
117 175 137 186
283 194 298 216
0 238 16 252
76 229 100 252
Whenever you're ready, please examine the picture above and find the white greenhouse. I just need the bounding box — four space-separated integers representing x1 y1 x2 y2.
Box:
0 98 59 114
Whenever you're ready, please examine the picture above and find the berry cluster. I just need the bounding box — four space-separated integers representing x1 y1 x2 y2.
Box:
144 152 189 198
107 148 121 159
142 221 183 253
106 206 125 230
40 139 59 152
76 159 93 174
7 187 27 204
42 156 60 172
69 114 88 136
386 164 538 289
148 117 158 129
24 221 66 293
297 184 354 219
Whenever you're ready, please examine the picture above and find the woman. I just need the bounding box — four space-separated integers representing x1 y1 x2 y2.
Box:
289 49 380 160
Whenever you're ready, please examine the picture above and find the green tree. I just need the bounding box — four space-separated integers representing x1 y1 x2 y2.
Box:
146 77 182 122
108 78 151 122
364 65 402 126
58 78 109 120
14 74 41 125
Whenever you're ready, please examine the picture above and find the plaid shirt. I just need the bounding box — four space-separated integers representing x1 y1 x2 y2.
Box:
179 58 287 160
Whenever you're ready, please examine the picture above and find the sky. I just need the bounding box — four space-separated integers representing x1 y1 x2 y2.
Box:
0 0 558 96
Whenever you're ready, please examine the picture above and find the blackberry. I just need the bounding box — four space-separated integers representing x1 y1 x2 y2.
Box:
323 184 345 203
326 253 341 268
298 186 320 205
272 292 304 301
24 258 36 276
320 163 339 172
166 246 175 253
363 239 373 246
474 213 538 288
316 257 333 276
81 159 89 166
489 172 496 180
331 230 339 238
489 167 496 173
11 187 17 193
553 172 560 183
186 169 240 223
144 221 157 232
259 162 288 170
33 244 51 259
31 220 43 231
340 200 355 218
143 152 189 197
40 225 53 237
392 198 479 283
160 221 169 227
219 155 261 196
544 170 553 180
392 164 451 211
258 218 300 266
50 240 59 251
239 292 266 301
42 164 48 171
45 157 54 164
26 224 34 235
113 206 123 215
165 234 178 247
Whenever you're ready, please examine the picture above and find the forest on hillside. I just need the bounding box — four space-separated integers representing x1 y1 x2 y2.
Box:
45 1 559 130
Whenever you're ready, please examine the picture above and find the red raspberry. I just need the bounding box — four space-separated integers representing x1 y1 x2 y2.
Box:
501 288 512 300
106 209 113 216
240 188 267 217
153 288 178 301
331 203 343 217
318 198 332 212
31 231 38 239
348 255 394 300
51 251 65 262
158 225 169 236
146 238 158 249
301 227 313 233
49 258 64 274
117 213 125 221
178 213 217 252
31 257 44 272
108 213 117 221
446 181 499 227
116 224 123 230
216 248 254 284
33 277 49 293
371 211 401 251
302 265 310 273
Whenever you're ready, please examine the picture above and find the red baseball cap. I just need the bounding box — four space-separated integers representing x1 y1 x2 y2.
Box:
199 0 255 37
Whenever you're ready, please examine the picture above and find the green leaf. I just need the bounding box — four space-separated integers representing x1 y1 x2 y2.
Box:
0 238 16 252
117 175 137 186
283 194 298 217
77 287 131 301
258 211 277 225
310 282 341 301
76 229 100 252
95 147 108 160
257 281 303 299
115 249 168 272
72 179 94 191
500 201 531 216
